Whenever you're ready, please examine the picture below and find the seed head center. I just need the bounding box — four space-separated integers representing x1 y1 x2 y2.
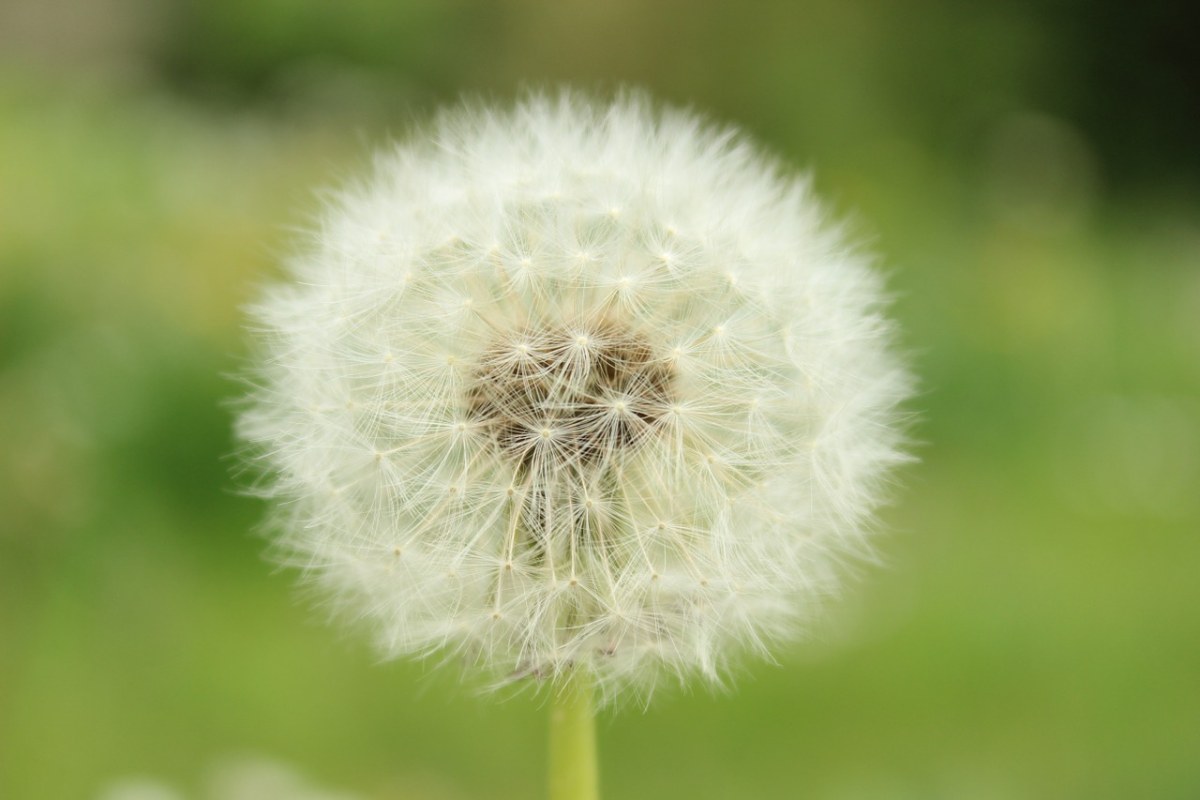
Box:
468 321 675 469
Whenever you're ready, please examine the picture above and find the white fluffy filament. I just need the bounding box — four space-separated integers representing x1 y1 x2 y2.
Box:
237 91 912 699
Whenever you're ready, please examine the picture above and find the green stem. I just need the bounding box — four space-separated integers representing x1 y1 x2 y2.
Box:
547 672 599 800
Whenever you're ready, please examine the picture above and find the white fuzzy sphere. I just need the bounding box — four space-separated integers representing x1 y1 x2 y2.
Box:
238 92 911 698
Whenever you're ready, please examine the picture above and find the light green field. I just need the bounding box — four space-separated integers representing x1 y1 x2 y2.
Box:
2 3 1198 798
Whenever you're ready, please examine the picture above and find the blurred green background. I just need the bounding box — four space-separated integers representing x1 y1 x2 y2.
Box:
2 1 1198 798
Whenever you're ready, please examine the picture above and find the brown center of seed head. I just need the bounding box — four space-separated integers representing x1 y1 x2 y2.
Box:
468 320 676 470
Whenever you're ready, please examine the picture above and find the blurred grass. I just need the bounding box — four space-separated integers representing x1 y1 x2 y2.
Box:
2 2 1199 798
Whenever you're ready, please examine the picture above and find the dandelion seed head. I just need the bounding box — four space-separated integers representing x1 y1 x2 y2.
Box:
237 91 912 700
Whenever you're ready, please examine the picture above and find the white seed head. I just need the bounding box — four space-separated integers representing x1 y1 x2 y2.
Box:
237 91 912 700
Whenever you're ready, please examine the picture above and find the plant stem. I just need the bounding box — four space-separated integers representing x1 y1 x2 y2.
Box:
547 672 599 800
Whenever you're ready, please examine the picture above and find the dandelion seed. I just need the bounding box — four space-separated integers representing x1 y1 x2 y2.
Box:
237 91 911 704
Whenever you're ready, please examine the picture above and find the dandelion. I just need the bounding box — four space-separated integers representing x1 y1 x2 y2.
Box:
237 91 911 799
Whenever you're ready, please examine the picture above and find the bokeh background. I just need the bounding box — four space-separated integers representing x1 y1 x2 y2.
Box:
2 2 1198 798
